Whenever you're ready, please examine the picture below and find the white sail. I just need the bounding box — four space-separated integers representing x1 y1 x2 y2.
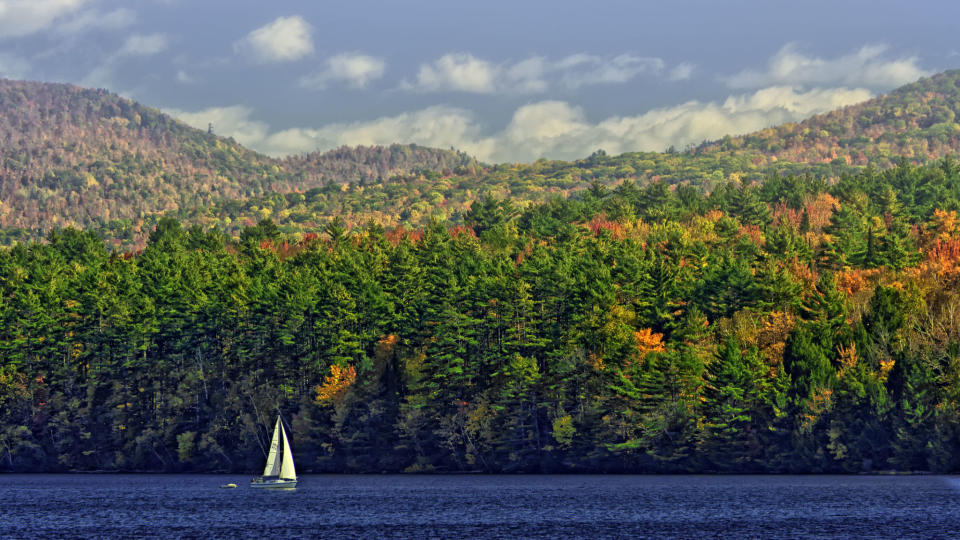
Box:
279 421 296 480
262 417 282 477
252 414 297 488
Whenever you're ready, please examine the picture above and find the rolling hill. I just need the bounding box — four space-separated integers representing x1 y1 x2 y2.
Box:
180 70 960 239
2 70 960 244
0 79 477 238
696 69 960 166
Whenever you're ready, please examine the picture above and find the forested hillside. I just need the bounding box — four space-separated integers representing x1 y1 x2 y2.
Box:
4 71 960 245
698 69 960 167
0 79 475 239
177 149 849 240
164 70 960 240
282 144 482 187
4 70 960 474
2 159 960 473
0 79 281 228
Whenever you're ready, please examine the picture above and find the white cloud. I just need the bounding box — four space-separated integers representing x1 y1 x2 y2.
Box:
299 52 386 90
235 16 313 63
555 86 873 159
556 54 663 88
0 52 29 79
167 85 871 163
55 7 135 35
669 62 695 81
0 0 87 38
118 33 169 56
412 53 500 93
405 52 670 94
265 106 497 159
727 43 931 89
168 104 494 158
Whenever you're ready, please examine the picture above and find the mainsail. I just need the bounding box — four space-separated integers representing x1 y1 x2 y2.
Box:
262 417 282 477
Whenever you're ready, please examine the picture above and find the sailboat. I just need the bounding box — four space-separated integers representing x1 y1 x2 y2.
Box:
251 415 297 489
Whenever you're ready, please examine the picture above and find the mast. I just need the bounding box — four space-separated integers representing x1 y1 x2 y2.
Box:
279 420 296 480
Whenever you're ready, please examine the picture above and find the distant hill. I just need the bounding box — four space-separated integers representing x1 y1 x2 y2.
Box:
696 69 960 167
2 71 960 244
282 144 482 187
0 79 282 230
173 69 960 239
0 79 479 237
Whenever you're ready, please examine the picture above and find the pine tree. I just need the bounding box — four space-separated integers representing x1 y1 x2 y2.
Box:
699 337 768 470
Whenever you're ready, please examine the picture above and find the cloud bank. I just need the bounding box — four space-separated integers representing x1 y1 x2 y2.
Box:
168 85 871 163
727 43 931 89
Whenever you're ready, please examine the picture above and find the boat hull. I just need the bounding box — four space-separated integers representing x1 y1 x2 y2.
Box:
250 479 297 489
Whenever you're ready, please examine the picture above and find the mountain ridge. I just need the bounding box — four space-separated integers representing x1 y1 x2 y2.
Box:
2 70 960 243
695 69 960 166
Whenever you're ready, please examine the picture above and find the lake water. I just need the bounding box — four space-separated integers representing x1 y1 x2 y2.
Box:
3 474 960 538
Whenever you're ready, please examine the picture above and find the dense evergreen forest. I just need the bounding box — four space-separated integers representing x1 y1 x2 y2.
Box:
3 158 960 473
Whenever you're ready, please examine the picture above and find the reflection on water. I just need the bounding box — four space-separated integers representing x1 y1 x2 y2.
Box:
2 474 959 538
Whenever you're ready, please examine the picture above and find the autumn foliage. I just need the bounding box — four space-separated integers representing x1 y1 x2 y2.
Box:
316 364 357 403
633 328 665 360
7 81 960 474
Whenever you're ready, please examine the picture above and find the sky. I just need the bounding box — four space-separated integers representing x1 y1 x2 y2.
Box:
0 0 957 163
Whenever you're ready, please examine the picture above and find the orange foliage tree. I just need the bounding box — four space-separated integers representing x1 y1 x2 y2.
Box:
633 328 665 362
316 364 357 403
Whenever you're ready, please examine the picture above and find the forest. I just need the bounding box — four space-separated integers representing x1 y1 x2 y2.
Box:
2 158 960 473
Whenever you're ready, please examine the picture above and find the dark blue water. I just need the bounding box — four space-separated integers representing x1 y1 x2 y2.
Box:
3 474 959 538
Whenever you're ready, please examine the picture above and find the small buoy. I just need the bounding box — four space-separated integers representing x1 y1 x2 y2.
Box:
220 483 238 489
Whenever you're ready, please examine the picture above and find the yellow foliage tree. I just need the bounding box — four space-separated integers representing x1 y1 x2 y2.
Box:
931 208 960 240
316 364 357 403
836 342 858 379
